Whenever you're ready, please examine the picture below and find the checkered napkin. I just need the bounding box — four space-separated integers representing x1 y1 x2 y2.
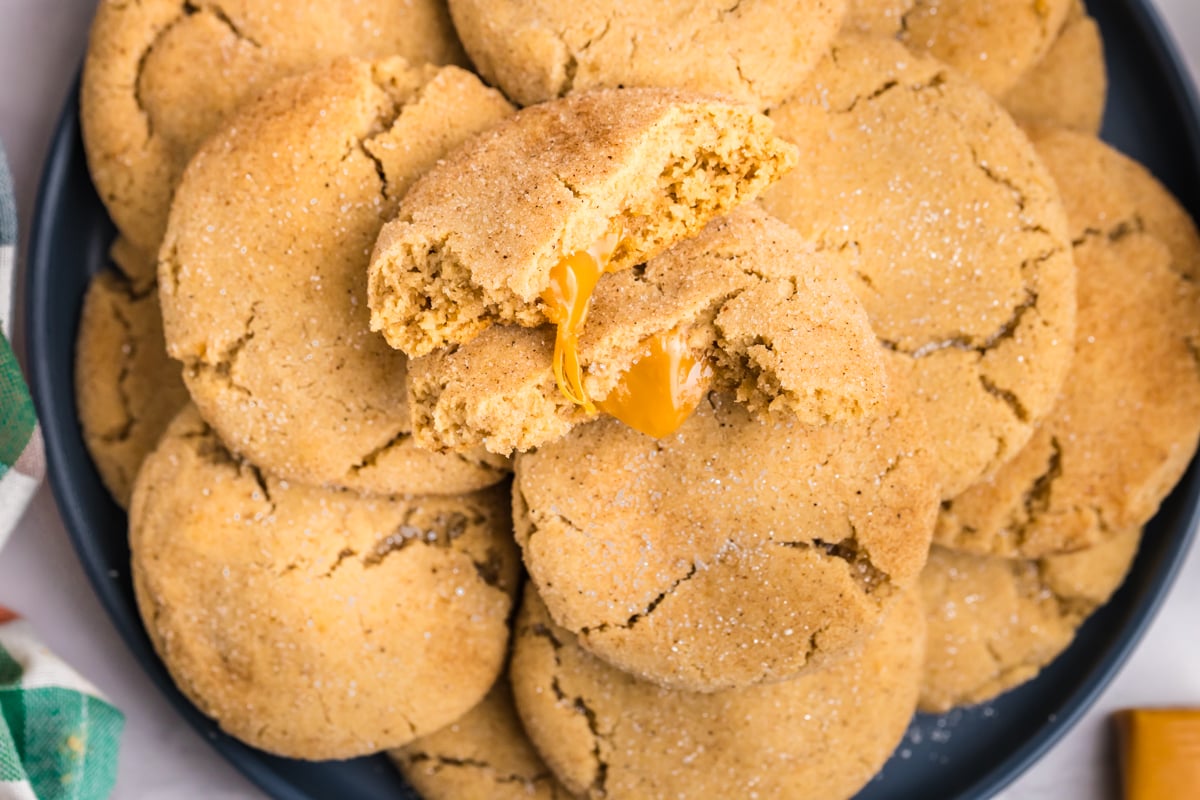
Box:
0 145 123 799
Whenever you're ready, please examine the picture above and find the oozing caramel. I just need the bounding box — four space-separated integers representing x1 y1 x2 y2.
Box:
598 328 711 439
541 229 623 410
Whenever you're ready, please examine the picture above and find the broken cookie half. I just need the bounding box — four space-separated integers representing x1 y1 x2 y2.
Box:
407 208 886 455
367 87 798 363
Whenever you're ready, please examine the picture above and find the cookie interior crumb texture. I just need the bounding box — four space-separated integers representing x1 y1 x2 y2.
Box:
75 269 189 508
446 0 847 108
80 0 466 274
511 585 924 800
762 36 1077 499
368 88 798 358
407 207 886 455
130 405 521 760
513 371 937 691
159 57 514 494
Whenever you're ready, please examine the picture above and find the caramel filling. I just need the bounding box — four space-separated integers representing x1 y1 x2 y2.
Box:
541 229 623 411
598 328 711 439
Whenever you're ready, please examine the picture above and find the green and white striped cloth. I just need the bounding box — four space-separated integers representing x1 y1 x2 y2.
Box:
1 144 123 799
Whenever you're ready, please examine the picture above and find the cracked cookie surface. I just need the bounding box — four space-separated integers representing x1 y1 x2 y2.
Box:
130 404 520 760
367 87 797 358
510 585 923 800
76 267 189 509
1001 1 1107 134
391 679 573 799
937 130 1200 558
899 0 1073 97
446 0 846 108
512 368 937 692
408 207 885 455
919 529 1140 712
761 36 1076 498
80 0 465 272
160 57 513 495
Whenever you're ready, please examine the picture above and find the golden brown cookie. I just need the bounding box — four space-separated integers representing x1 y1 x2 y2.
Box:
937 131 1200 558
446 0 847 108
900 0 1073 97
512 367 937 692
1001 2 1107 134
408 207 885 455
920 529 1140 712
368 88 798 358
130 405 521 760
511 585 924 800
75 269 189 508
761 37 1077 499
160 58 513 495
391 680 574 800
81 0 465 273
845 0 914 36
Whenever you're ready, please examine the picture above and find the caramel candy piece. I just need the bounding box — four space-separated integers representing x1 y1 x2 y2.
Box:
1117 709 1200 800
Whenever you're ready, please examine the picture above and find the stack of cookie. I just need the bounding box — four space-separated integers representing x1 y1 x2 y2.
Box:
71 0 1200 798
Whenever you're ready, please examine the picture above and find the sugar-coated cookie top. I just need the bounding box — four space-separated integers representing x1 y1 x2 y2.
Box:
937 130 1200 558
81 0 465 274
160 57 513 495
130 405 520 760
448 0 846 108
511 585 924 800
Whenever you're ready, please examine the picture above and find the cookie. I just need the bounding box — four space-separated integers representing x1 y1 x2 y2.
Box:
844 0 914 36
130 405 521 760
75 269 189 508
408 207 885 455
761 37 1077 498
367 88 798 358
446 0 846 109
160 58 513 495
899 0 1073 97
80 0 465 273
919 529 1140 712
1001 2 1107 134
511 585 923 800
512 367 937 692
937 130 1200 557
391 679 573 800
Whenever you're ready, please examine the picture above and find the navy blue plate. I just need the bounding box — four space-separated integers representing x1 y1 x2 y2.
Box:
25 1 1200 797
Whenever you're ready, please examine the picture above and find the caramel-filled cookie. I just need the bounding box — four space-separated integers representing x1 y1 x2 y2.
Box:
391 679 574 800
75 267 188 508
900 0 1073 97
937 131 1200 558
513 370 937 692
511 586 923 800
368 88 797 358
762 37 1076 498
920 529 1140 712
408 208 885 454
161 58 513 495
447 0 846 108
131 405 520 760
81 0 465 274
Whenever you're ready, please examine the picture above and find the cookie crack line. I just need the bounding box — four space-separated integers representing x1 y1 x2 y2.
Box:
553 18 614 96
1071 215 1148 247
188 1 263 49
878 286 1043 359
402 752 553 787
830 70 947 116
579 560 703 636
969 145 1032 214
346 429 412 475
979 374 1031 423
776 531 892 594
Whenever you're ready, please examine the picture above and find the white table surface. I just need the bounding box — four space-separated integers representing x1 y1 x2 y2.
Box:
2 2 1200 798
